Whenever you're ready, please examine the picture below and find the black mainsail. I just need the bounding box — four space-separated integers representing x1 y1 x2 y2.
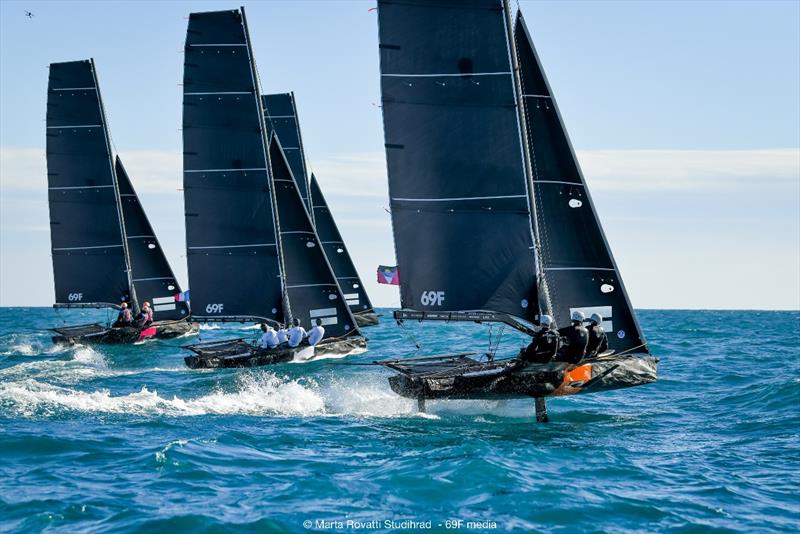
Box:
515 13 647 352
47 59 133 310
309 174 376 318
378 0 540 323
262 92 311 212
116 157 190 321
269 137 360 338
375 0 655 413
182 8 285 324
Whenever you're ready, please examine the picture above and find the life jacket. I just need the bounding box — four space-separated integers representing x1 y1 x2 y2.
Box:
586 325 609 357
557 323 589 364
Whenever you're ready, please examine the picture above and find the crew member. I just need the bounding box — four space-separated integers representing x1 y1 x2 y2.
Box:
259 323 279 349
586 312 609 357
555 310 589 364
276 325 289 345
136 301 153 327
307 318 325 347
113 302 133 327
287 318 308 348
518 314 559 364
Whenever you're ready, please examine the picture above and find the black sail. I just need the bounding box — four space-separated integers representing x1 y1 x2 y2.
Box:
182 9 284 323
515 13 647 352
262 93 311 212
46 59 132 309
309 175 375 316
377 0 539 321
116 157 190 321
270 137 360 338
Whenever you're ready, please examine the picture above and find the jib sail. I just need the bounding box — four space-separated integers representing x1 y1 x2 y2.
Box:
309 174 375 317
514 13 648 352
262 92 311 212
269 137 360 338
182 8 284 323
377 0 540 321
115 157 190 321
46 59 133 309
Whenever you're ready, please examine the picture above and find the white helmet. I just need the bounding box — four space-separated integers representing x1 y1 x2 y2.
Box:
539 314 553 327
571 310 586 322
590 312 603 324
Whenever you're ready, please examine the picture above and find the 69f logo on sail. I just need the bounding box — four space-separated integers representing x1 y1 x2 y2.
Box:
420 291 445 307
205 303 224 314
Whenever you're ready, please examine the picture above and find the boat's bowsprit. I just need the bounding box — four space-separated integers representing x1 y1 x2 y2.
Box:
378 355 658 401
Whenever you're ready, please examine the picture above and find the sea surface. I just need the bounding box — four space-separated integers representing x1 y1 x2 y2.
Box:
0 308 798 533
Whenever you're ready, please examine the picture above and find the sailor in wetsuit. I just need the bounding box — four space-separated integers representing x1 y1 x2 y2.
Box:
307 318 325 347
555 310 589 364
135 301 153 328
518 314 560 365
258 323 279 350
586 312 609 357
287 318 308 348
113 302 133 327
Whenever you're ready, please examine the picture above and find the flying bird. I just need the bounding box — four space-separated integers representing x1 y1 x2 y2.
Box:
24 10 34 18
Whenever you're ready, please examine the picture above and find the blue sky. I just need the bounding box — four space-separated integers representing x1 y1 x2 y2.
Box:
1 0 798 309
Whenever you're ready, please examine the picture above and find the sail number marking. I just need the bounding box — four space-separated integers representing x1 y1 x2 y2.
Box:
68 293 83 302
420 291 445 307
205 303 224 314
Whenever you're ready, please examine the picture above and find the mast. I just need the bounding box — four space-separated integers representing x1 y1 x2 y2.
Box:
502 0 551 322
240 5 291 324
90 59 137 312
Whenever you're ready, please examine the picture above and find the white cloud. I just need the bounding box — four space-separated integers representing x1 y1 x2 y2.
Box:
4 146 797 197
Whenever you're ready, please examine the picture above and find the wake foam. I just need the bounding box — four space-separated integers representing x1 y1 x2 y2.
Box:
0 372 326 418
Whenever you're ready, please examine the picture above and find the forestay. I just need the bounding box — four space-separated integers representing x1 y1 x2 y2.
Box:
262 92 311 212
309 175 375 317
377 0 539 321
46 59 132 309
182 8 284 323
116 158 190 321
514 14 647 352
269 137 360 339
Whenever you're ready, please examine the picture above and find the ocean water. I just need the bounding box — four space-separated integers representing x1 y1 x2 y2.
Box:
0 307 798 533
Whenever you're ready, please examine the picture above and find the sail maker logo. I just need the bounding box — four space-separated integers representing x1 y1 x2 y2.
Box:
205 303 224 314
67 293 83 302
420 291 445 307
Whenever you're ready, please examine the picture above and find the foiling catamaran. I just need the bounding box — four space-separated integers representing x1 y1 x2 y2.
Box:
373 0 657 420
181 8 366 369
262 92 379 327
46 59 198 345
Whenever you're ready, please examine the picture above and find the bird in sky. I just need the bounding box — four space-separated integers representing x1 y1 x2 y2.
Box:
24 10 34 18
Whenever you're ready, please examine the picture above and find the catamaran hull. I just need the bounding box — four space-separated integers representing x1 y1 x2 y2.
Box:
183 337 368 369
354 311 379 327
51 319 199 345
386 356 658 401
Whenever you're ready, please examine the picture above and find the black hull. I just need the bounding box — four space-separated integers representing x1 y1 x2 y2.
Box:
184 336 367 369
354 311 380 327
383 354 658 401
51 319 199 345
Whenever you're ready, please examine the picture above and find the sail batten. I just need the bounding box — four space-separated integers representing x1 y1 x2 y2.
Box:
262 92 311 212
